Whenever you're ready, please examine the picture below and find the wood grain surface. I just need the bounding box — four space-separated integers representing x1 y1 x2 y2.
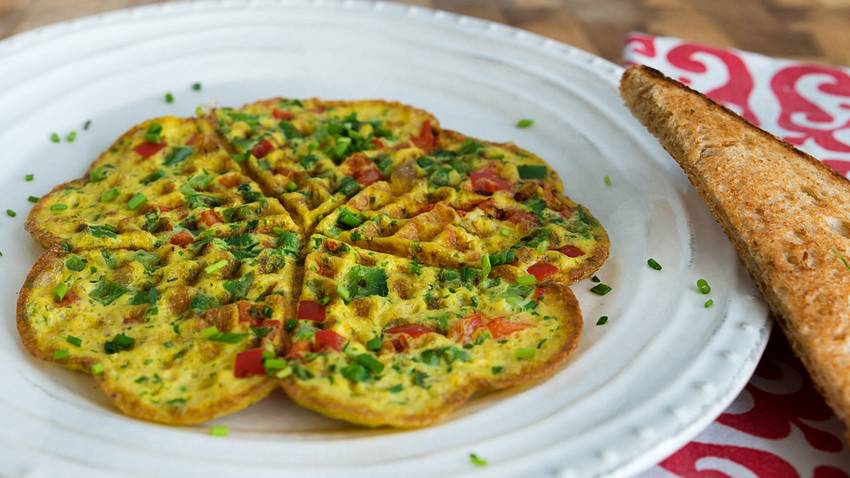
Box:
1 0 850 66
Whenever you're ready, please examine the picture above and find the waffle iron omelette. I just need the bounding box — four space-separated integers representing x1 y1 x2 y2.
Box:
18 98 609 427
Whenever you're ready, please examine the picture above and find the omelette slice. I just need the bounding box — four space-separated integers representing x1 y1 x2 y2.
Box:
17 229 301 424
280 235 582 427
212 98 438 230
27 116 297 251
314 131 609 283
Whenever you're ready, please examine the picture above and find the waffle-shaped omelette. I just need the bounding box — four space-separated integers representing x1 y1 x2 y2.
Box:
19 98 608 427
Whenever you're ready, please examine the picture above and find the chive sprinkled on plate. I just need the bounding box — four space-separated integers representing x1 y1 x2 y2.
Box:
66 131 77 143
165 92 175 103
210 425 229 437
83 120 92 130
596 316 608 325
591 275 601 283
604 175 612 187
192 82 202 92
24 174 33 181
590 283 612 295
6 209 16 218
696 278 711 294
28 196 38 203
647 258 662 270
469 453 488 467
704 299 714 308
49 132 60 143
516 118 534 129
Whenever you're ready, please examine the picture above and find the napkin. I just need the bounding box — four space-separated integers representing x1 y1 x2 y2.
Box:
623 33 850 478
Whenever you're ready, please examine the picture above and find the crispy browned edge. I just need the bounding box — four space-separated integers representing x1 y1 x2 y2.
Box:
281 280 582 428
16 247 277 425
619 65 850 436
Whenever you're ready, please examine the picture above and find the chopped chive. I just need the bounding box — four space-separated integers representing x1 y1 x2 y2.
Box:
481 254 491 278
209 425 229 437
6 209 16 218
499 227 511 236
53 282 68 301
192 82 202 91
127 193 147 210
65 131 77 142
263 358 287 370
100 188 119 203
50 204 68 212
165 92 175 103
590 283 612 295
24 174 34 181
696 278 711 294
835 249 850 271
469 453 488 467
647 258 662 271
604 175 612 187
200 326 219 338
91 363 104 374
704 299 714 308
83 120 92 131
596 316 608 326
514 347 535 360
515 118 534 129
28 196 39 203
53 349 70 360
204 260 228 274
50 132 61 143
591 275 600 283
516 274 537 287
66 335 82 347
285 181 297 192
144 123 162 143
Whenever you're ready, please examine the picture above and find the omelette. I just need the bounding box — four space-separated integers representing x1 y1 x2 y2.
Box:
18 98 609 427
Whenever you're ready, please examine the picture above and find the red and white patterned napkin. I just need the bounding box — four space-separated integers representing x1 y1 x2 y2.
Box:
623 33 850 478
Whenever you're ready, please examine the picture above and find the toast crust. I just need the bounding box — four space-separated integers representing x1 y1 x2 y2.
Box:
620 64 850 435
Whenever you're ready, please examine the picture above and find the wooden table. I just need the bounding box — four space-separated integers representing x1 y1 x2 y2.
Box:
1 0 849 67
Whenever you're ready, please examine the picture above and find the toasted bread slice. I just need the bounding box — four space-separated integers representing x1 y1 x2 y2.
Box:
620 64 850 434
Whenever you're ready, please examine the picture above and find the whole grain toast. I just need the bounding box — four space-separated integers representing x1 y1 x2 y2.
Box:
620 64 850 436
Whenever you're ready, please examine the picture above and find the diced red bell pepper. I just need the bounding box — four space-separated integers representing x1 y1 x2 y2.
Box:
355 166 384 186
133 142 166 159
313 329 345 352
471 168 512 195
251 139 273 158
385 324 434 338
199 210 222 227
169 230 194 247
234 348 266 378
556 245 585 257
411 121 436 149
272 109 293 120
486 317 531 339
448 313 484 344
527 262 559 281
298 300 325 322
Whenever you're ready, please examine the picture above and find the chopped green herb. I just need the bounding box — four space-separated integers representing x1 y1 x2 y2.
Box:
165 92 175 103
591 275 600 283
263 358 287 371
6 209 16 217
66 335 82 347
89 279 128 305
24 174 33 181
469 453 488 467
337 208 364 229
516 274 537 287
516 118 534 129
64 255 86 272
53 282 69 301
91 363 104 374
163 146 193 166
88 224 118 238
647 258 662 271
192 82 202 92
50 204 68 212
100 188 119 203
366 336 382 351
341 362 370 382
201 326 249 344
355 354 385 374
704 299 714 308
209 425 229 437
191 293 219 313
596 316 608 326
696 278 711 294
104 333 134 354
140 170 164 185
517 164 547 180
515 348 535 360
834 249 850 271
65 131 77 142
604 175 613 187
144 123 162 143
28 196 39 203
127 193 147 210
83 120 92 130
223 272 254 299
50 132 60 143
339 266 387 301
53 349 69 360
590 283 612 296
387 384 404 393
204 260 228 274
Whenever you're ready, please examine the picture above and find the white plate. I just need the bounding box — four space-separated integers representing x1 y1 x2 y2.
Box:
0 1 770 477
